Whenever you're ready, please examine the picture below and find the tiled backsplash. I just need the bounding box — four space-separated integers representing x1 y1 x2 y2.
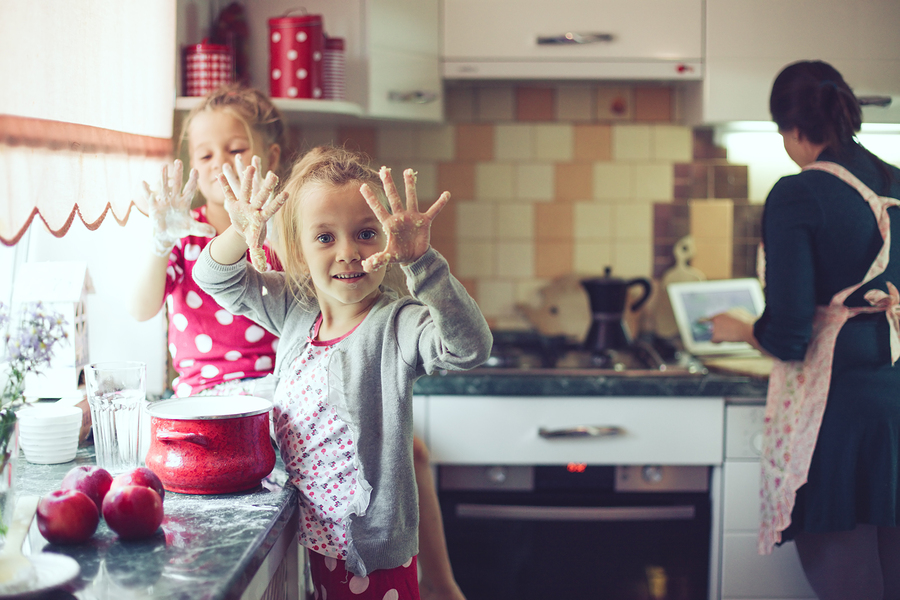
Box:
290 83 761 330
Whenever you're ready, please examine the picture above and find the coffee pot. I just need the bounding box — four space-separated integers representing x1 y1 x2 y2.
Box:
581 267 652 356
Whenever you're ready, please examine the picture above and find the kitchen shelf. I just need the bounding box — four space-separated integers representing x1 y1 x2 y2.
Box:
174 96 365 124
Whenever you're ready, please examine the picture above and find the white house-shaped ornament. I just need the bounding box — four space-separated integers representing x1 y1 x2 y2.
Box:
11 262 93 399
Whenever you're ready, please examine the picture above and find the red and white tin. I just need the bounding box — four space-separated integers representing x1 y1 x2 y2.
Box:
322 37 345 100
268 13 323 99
185 40 233 97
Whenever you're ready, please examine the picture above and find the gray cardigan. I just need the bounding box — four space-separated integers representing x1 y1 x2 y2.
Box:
193 246 491 576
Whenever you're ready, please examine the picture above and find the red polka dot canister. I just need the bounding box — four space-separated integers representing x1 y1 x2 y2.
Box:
268 12 324 99
184 40 233 97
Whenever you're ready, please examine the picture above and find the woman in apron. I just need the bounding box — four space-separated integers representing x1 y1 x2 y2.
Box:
710 60 900 598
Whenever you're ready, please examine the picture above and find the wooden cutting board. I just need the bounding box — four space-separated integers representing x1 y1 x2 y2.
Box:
702 356 773 378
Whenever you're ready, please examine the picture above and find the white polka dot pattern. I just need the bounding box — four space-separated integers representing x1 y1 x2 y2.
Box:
195 334 213 353
215 310 234 325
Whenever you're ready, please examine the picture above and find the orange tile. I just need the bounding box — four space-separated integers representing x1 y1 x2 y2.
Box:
430 201 457 243
634 87 673 122
437 162 476 200
516 87 555 121
457 277 479 302
535 241 574 278
573 124 612 161
337 126 378 158
455 124 495 161
431 238 457 270
596 87 633 121
535 203 574 241
554 164 593 202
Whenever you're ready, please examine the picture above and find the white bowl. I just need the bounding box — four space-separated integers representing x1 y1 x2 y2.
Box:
18 433 79 450
21 439 78 464
17 405 82 427
18 419 82 434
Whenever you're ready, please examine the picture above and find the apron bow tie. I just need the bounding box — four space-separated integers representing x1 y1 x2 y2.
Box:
864 281 900 365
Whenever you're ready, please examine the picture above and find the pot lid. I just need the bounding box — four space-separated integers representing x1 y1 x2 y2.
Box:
148 396 273 420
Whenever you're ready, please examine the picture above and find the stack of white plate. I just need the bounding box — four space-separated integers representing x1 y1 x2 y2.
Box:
17 405 83 464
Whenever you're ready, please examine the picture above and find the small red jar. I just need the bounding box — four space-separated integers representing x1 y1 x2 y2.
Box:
268 13 324 99
322 37 345 100
184 40 233 97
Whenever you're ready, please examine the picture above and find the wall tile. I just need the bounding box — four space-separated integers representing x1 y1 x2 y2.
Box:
445 86 476 122
496 203 534 241
430 201 457 242
338 126 378 158
574 203 613 240
535 241 574 278
574 241 614 276
652 125 693 162
405 162 437 201
555 163 593 202
475 162 515 200
417 125 455 161
613 203 653 240
455 124 495 161
596 87 633 121
297 125 338 151
516 163 554 201
692 239 732 279
495 124 534 161
476 279 517 319
431 238 457 270
438 162 476 201
535 203 573 241
634 87 673 122
496 241 535 278
556 86 594 121
477 87 516 121
593 162 633 200
714 164 749 199
456 241 495 278
634 163 674 201
574 124 612 161
377 126 416 159
690 199 734 240
613 124 652 161
457 202 496 240
613 240 653 276
516 87 555 121
535 124 574 161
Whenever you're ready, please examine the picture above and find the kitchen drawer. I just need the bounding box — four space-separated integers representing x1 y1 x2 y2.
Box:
721 532 815 599
723 460 761 531
427 396 724 465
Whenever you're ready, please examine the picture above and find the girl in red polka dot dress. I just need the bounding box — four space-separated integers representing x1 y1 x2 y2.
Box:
193 146 492 599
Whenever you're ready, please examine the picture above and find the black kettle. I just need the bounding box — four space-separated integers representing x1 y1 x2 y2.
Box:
581 267 652 354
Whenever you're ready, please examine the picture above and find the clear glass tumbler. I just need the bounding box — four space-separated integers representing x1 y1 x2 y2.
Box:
84 361 146 474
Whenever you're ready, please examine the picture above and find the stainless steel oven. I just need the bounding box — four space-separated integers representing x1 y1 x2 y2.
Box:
439 464 712 600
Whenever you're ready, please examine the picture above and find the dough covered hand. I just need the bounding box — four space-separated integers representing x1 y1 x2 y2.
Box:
144 159 216 257
218 156 288 272
360 167 450 272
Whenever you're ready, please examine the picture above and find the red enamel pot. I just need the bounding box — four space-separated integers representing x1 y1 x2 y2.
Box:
145 396 275 495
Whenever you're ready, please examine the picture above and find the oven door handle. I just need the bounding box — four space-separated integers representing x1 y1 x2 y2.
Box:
538 425 626 439
456 503 695 522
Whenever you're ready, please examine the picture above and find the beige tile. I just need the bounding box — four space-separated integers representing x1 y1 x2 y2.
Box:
516 163 554 201
298 125 337 151
376 126 416 159
456 202 496 240
574 124 612 161
613 240 653 277
496 203 534 241
417 125 455 161
475 163 515 201
535 124 574 161
477 86 516 121
634 164 674 201
556 86 594 121
691 239 732 279
555 163 594 202
612 203 652 241
593 163 633 200
612 124 652 161
445 86 476 122
652 125 692 162
535 203 573 241
496 241 535 278
456 241 495 278
404 162 437 202
476 279 517 319
456 124 494 161
495 124 534 161
574 203 612 241
535 241 574 278
690 199 734 240
574 241 614 275
516 279 550 305
596 87 634 121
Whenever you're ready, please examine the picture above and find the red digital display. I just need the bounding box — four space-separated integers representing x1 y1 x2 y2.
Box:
566 463 587 473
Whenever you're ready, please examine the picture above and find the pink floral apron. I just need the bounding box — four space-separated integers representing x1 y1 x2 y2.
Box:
758 161 900 555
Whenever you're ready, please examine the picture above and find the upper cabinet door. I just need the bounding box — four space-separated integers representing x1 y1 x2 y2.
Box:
702 0 900 124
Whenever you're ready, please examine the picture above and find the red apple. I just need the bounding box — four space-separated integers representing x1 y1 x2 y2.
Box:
60 465 113 512
102 485 164 540
109 467 165 502
37 489 100 544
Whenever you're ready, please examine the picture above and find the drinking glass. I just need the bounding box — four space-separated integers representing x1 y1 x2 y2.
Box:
84 361 146 474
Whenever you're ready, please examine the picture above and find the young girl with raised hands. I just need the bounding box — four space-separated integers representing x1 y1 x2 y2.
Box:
193 146 492 599
129 84 285 398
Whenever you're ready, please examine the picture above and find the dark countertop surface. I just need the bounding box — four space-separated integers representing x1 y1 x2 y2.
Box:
17 446 298 600
412 368 769 398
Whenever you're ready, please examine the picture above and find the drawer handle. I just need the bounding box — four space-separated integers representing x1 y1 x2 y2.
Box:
388 90 438 104
536 32 614 45
456 503 694 522
538 425 626 439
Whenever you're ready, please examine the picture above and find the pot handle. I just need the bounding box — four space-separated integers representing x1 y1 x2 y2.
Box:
626 278 653 312
156 431 209 447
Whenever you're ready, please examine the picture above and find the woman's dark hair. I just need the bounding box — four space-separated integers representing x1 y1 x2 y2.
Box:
770 60 894 190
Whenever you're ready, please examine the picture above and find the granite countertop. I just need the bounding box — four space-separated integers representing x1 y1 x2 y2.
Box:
412 368 769 398
16 447 298 600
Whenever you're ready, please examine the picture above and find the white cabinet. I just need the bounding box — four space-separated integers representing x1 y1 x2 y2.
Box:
176 0 441 122
441 0 703 80
694 0 900 124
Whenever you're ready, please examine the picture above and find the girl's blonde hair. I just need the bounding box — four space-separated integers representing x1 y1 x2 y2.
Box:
179 84 288 179
275 145 407 304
